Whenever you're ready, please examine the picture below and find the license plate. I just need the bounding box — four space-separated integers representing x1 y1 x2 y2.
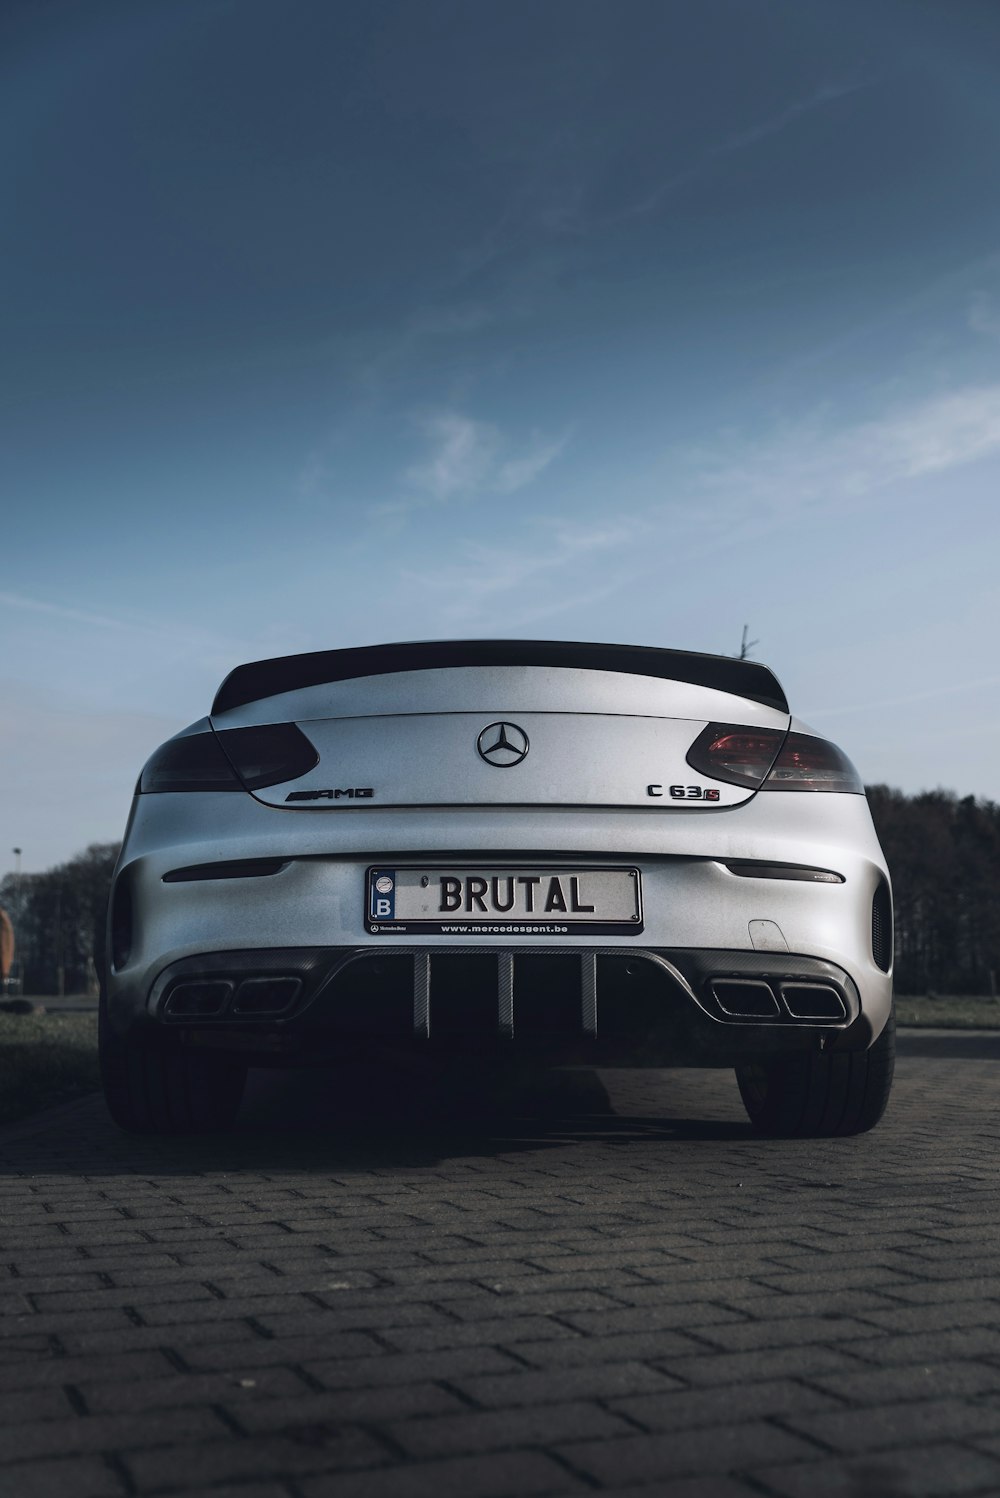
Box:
366 866 642 936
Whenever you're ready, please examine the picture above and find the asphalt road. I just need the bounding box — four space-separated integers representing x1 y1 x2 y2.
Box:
1 1034 999 1497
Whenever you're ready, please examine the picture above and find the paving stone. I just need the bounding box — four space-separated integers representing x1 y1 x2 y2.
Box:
388 1397 634 1457
673 1313 881 1352
558 1420 820 1484
123 1429 388 1490
79 1365 310 1416
559 1301 748 1335
0 1054 999 1497
0 1454 127 1497
845 1300 1000 1334
607 1375 842 1431
753 1442 1000 1497
378 1313 584 1353
512 1327 706 1367
654 1342 865 1386
301 1344 527 1389
602 1482 758 1498
881 1277 1000 1305
456 1359 683 1408
55 1319 262 1357
0 1406 222 1465
846 1327 1000 1366
251 1379 468 1425
165 1486 291 1498
441 1288 621 1319
0 1384 77 1422
783 1394 1000 1453
805 1357 1000 1405
297 1450 586 1497
0 1348 176 1394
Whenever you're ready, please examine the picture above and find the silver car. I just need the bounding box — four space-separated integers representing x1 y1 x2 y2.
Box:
100 640 894 1136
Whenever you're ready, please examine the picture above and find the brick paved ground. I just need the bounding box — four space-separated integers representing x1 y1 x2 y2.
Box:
1 1042 1000 1498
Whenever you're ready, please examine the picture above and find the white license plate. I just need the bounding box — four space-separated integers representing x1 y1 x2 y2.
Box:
366 866 642 935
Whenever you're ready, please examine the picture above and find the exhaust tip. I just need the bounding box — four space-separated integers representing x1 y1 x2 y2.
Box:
163 980 233 1017
231 977 302 1016
710 979 780 1019
780 982 847 1021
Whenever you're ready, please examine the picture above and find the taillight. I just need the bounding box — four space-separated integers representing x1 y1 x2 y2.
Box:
686 724 785 787
139 723 318 792
139 731 241 792
216 724 319 789
761 733 863 793
686 723 863 793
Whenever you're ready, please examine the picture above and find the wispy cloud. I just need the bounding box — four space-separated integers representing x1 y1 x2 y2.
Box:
396 378 1000 628
400 410 570 507
408 302 498 338
801 672 1000 721
0 587 256 665
691 383 1000 527
717 80 867 154
969 292 1000 339
461 76 859 260
554 78 873 231
494 433 570 494
295 450 331 506
404 412 501 502
0 590 136 632
400 516 645 625
352 301 503 400
873 387 1000 478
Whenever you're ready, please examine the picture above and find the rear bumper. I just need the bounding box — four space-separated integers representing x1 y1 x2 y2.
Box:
108 794 893 1064
106 942 887 1067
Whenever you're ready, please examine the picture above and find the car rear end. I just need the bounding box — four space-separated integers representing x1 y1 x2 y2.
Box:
102 641 894 1135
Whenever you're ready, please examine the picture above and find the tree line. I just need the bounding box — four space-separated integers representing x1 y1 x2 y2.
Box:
865 786 1000 996
1 843 119 996
2 785 999 996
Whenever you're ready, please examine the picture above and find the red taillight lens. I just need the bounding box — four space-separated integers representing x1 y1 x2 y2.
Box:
762 733 863 793
139 723 318 793
686 723 785 787
686 723 863 794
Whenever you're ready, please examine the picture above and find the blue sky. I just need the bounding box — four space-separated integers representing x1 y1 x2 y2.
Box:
4 0 1000 871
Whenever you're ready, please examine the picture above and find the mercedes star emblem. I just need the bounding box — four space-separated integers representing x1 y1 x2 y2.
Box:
477 721 530 768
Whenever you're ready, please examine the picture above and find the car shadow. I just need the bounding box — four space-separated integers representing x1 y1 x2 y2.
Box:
0 1064 757 1176
240 1060 756 1149
11 1034 970 1178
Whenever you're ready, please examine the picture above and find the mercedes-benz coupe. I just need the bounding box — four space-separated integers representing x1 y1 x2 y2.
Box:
100 640 894 1136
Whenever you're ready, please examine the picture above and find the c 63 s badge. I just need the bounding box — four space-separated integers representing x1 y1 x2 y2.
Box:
285 788 375 802
647 784 721 801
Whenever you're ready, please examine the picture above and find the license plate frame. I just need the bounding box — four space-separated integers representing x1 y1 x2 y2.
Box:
365 865 643 936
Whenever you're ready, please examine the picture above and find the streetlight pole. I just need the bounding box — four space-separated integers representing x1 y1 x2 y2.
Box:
10 849 22 995
54 882 64 999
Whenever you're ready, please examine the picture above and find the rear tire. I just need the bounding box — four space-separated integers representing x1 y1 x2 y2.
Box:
736 1010 895 1137
100 989 246 1134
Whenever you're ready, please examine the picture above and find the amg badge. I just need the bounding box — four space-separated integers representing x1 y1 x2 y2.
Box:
285 788 375 802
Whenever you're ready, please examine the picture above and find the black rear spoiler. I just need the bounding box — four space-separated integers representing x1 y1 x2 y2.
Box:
212 639 789 715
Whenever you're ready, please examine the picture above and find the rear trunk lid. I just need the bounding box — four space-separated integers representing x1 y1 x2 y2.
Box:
210 645 791 811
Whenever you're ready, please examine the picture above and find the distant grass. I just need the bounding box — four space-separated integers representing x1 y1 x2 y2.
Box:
0 1011 99 1126
895 995 1000 1030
